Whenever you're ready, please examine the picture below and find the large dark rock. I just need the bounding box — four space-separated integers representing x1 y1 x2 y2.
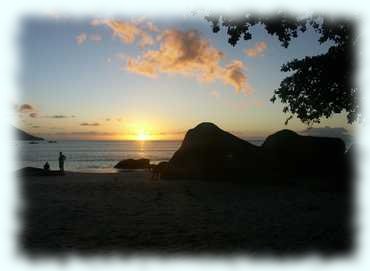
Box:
163 123 348 182
114 158 150 169
163 122 264 179
262 129 346 178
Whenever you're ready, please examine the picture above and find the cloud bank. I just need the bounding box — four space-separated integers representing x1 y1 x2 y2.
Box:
55 131 116 136
126 29 251 94
44 115 76 119
91 19 154 48
88 18 252 94
76 32 102 45
75 33 87 45
80 122 100 126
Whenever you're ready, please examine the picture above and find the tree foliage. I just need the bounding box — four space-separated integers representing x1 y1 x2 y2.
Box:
205 14 358 125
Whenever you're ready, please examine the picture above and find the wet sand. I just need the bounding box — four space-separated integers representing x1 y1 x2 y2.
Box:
19 171 352 256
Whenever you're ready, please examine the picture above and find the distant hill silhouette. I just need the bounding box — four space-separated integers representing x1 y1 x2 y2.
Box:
14 126 44 141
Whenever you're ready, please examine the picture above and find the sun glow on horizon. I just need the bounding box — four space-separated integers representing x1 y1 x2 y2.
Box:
137 130 150 141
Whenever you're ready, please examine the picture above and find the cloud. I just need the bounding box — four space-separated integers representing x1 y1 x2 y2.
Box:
80 122 100 126
299 126 351 140
89 34 102 42
15 104 77 120
145 21 160 32
55 131 116 136
210 90 220 99
76 33 87 45
47 127 62 130
222 60 250 93
44 115 75 119
90 19 251 93
106 118 111 121
91 19 154 48
16 104 78 123
76 33 102 45
17 104 35 113
51 115 69 119
245 42 267 57
125 29 251 94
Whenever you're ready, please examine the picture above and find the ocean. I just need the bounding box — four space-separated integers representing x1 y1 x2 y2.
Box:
14 139 265 173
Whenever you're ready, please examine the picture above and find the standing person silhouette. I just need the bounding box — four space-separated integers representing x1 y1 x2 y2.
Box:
58 152 66 175
43 161 50 171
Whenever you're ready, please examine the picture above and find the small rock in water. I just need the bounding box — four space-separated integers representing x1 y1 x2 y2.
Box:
114 158 150 169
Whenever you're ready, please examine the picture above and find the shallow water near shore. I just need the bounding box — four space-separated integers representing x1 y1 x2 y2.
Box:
13 140 185 172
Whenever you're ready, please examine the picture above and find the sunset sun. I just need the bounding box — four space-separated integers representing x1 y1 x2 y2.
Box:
137 131 149 141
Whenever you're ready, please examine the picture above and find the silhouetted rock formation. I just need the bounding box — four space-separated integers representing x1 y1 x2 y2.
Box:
163 122 264 179
14 126 44 141
163 123 348 183
114 158 150 169
262 129 346 178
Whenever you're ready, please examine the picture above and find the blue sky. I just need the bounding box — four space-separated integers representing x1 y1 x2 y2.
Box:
16 15 352 140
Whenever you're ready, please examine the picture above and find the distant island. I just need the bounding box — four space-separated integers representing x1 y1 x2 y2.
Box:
14 126 44 141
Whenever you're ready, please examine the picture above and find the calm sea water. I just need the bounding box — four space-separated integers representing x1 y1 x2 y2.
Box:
14 140 265 173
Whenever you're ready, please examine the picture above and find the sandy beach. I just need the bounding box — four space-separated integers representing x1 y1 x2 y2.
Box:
19 171 352 256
